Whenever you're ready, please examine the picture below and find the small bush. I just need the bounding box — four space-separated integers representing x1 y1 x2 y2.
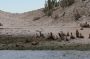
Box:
44 0 58 16
74 9 81 21
74 13 81 20
60 0 75 8
47 10 53 16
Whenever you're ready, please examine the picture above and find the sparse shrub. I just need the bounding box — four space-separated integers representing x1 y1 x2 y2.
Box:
74 9 81 21
44 0 58 16
60 0 75 8
33 17 40 21
47 10 53 16
70 32 75 39
76 30 80 38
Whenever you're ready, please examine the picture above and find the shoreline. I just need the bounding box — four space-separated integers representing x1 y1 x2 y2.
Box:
0 35 89 50
0 43 90 50
0 26 89 50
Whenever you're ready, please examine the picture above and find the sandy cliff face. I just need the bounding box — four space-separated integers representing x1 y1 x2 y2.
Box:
0 0 90 27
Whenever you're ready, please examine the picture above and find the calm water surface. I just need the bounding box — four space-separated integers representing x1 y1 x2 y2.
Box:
0 50 90 59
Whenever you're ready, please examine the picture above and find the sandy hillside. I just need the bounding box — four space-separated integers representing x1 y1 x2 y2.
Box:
0 0 90 27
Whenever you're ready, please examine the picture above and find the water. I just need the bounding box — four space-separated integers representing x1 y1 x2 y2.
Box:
0 50 90 59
